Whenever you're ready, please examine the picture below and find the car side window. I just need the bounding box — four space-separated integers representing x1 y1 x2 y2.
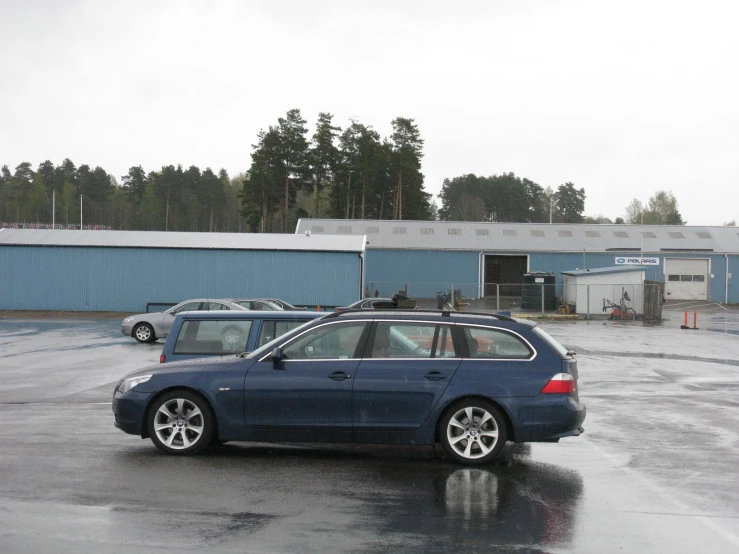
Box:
173 302 202 313
208 302 229 311
281 322 368 360
257 319 311 348
371 322 435 358
254 302 274 311
173 320 253 354
462 326 533 359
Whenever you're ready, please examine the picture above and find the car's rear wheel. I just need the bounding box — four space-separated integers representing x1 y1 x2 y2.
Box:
147 390 214 455
133 323 155 343
440 400 507 465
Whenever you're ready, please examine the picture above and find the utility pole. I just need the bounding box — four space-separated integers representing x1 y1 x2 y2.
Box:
80 195 82 230
52 191 55 229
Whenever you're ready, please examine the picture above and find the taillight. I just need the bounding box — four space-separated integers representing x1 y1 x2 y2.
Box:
540 373 576 394
160 354 166 363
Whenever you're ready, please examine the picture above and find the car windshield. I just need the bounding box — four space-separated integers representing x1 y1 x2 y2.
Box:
245 319 318 359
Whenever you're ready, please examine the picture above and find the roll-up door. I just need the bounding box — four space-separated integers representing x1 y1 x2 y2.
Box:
664 258 708 300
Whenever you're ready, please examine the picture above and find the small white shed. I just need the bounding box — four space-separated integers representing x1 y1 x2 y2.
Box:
562 266 646 316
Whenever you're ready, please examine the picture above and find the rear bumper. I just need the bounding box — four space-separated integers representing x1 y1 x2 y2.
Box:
511 396 586 442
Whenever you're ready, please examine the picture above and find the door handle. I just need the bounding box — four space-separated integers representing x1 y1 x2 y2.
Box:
329 372 352 381
425 371 447 381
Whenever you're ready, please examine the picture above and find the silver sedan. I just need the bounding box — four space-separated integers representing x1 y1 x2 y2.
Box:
121 299 249 343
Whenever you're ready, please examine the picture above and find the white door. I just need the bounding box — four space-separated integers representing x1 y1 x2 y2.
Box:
665 259 709 300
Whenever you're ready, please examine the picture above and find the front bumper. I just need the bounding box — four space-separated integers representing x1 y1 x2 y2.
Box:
112 390 154 436
121 322 134 336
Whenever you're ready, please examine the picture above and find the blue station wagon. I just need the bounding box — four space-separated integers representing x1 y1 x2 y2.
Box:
113 310 586 465
159 310 324 363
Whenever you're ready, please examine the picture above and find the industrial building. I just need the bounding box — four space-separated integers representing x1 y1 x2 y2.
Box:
295 219 738 304
0 229 365 312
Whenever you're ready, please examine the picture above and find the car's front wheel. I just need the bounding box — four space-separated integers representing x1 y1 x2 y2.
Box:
440 400 507 464
147 390 214 455
133 323 156 343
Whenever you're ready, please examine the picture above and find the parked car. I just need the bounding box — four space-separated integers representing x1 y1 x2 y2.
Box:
121 299 249 343
259 298 308 310
113 310 585 464
227 299 284 311
336 293 418 311
159 310 324 363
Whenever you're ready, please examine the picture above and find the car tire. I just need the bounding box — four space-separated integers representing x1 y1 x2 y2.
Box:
133 323 156 343
440 399 508 465
147 390 214 455
221 326 244 351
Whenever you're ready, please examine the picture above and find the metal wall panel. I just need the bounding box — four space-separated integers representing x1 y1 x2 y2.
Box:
0 246 361 311
365 249 480 299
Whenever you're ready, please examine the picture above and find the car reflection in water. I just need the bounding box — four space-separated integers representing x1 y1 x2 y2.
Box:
365 445 584 551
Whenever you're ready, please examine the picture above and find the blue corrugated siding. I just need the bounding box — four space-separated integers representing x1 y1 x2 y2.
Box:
363 249 738 303
0 246 361 311
365 250 480 299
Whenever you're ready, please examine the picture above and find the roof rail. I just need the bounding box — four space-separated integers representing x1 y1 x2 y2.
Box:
323 308 515 322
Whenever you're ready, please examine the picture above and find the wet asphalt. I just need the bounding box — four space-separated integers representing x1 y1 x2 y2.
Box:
1 312 738 553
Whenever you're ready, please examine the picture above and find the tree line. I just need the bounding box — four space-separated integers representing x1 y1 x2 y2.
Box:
241 110 431 232
0 108 693 232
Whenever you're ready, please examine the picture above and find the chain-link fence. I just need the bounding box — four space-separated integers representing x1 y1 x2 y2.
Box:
363 281 664 320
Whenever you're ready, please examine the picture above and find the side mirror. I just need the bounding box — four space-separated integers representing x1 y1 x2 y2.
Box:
270 347 284 362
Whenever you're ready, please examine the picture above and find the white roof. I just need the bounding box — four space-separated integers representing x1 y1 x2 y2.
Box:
0 228 365 253
296 219 739 254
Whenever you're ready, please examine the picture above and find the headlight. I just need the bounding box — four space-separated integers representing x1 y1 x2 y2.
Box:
117 374 152 393
122 316 135 323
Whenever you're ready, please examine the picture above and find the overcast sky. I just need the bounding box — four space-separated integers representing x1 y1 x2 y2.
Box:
1 0 737 225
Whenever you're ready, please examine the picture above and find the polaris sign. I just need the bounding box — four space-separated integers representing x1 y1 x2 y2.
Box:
615 257 659 265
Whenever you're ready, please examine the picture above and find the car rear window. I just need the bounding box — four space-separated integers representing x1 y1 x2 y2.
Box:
173 320 253 355
532 327 570 358
461 326 533 359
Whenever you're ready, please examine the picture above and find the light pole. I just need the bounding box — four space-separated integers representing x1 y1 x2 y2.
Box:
549 195 557 224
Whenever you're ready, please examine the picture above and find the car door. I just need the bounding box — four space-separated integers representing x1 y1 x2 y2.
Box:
243 320 370 443
352 321 461 442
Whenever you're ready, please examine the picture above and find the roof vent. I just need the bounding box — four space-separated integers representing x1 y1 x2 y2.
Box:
696 231 712 239
448 228 461 235
668 231 685 239
475 229 490 236
420 228 434 235
393 227 407 235
642 231 657 238
365 226 379 234
503 229 517 237
337 225 352 234
311 226 324 233
530 230 545 237
585 231 601 238
614 231 629 238
558 230 573 237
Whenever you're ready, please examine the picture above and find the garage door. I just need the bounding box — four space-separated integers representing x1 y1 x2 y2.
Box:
665 258 708 300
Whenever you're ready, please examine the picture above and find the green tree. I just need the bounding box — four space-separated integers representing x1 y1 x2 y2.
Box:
554 182 585 223
28 171 48 222
241 128 283 232
389 117 425 220
276 109 311 232
309 112 340 218
122 166 148 205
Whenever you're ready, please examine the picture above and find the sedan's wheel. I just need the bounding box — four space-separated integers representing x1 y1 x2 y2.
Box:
133 323 155 343
440 400 507 465
147 390 214 455
221 326 244 351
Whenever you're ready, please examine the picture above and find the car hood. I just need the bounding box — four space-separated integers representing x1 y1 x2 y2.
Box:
120 355 254 380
